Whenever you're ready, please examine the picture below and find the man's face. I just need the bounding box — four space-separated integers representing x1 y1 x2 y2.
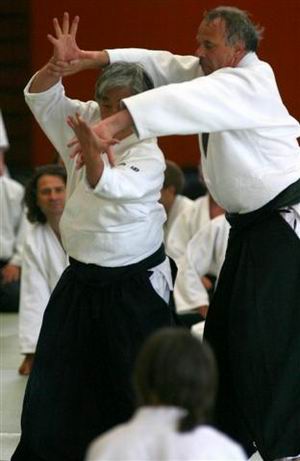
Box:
36 174 66 221
99 87 133 119
195 18 244 75
99 86 134 139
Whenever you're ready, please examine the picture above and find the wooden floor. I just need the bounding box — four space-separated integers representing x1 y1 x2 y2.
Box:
0 313 27 461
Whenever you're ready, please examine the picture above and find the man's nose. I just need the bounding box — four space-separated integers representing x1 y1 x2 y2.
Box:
49 191 59 200
195 44 205 58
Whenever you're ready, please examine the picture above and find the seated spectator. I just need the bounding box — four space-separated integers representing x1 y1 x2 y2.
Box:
166 191 224 263
18 164 68 375
86 327 246 461
174 215 230 320
160 160 194 246
0 111 26 312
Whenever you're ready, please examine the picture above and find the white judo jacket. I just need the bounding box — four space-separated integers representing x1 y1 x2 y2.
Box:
174 214 230 312
108 49 300 214
19 223 68 353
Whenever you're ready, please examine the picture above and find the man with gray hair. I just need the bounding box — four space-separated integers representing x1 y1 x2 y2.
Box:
12 17 177 461
49 7 300 461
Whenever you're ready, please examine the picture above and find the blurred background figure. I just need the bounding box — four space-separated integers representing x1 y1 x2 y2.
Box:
174 214 230 333
160 160 194 247
18 165 68 375
0 110 27 312
166 162 224 263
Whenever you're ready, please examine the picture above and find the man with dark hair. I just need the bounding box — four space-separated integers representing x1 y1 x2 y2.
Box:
18 165 68 375
52 6 300 460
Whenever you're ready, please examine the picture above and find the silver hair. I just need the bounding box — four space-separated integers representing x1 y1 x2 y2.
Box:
204 6 264 52
95 61 154 102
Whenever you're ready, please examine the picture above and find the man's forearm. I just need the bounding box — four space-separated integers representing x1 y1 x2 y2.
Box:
97 109 135 139
29 61 60 93
79 49 110 69
29 50 110 94
85 155 104 188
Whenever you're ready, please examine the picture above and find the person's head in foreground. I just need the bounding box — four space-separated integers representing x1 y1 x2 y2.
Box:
195 6 263 75
134 327 217 431
95 61 154 139
86 328 247 461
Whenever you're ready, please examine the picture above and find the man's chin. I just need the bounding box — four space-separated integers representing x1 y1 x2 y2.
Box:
200 61 212 75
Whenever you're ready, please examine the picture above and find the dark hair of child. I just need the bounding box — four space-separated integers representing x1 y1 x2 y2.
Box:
133 327 218 432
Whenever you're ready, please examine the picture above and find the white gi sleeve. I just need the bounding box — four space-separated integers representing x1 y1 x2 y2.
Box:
24 76 100 167
9 212 29 267
19 239 52 353
174 215 230 312
107 48 202 87
165 206 195 262
166 196 210 262
121 60 300 139
90 144 164 201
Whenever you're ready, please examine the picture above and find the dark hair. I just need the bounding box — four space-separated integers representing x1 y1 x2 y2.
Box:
133 328 217 432
204 6 264 52
25 164 67 224
163 160 185 195
95 61 154 103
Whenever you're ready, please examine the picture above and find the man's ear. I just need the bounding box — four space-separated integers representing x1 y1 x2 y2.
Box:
168 185 177 196
233 40 246 62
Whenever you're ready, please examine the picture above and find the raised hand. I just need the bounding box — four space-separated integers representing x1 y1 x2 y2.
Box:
67 115 118 169
47 12 81 63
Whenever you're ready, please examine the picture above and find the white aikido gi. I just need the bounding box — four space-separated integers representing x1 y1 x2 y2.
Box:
106 48 300 460
24 77 172 302
19 223 69 354
174 214 230 313
164 194 193 246
166 194 211 261
107 49 300 216
86 406 247 461
0 175 26 266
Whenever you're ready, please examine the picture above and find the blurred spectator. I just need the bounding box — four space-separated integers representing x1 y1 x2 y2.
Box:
174 215 230 320
160 160 194 245
166 186 224 263
0 111 27 312
18 165 68 375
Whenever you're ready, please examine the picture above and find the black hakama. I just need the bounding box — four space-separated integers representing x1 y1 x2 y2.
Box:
204 179 300 461
12 245 177 461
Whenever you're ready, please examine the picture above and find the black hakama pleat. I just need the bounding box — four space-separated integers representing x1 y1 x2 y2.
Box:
204 180 300 461
12 246 177 461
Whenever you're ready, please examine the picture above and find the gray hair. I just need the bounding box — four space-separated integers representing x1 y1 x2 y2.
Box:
204 6 264 52
95 61 154 103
